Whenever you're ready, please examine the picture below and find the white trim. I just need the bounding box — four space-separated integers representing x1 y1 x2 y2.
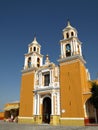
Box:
50 70 52 84
37 94 39 115
57 92 60 115
51 92 54 115
58 55 86 64
61 43 63 57
42 95 51 100
71 41 73 55
18 116 34 119
33 86 59 92
83 103 87 117
54 93 56 114
41 69 50 73
82 92 91 95
60 117 84 120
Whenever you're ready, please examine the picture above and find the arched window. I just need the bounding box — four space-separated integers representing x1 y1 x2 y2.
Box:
37 58 40 67
30 47 32 52
34 47 36 51
37 47 39 53
28 57 31 68
71 31 74 36
66 44 71 57
77 45 80 54
66 33 69 38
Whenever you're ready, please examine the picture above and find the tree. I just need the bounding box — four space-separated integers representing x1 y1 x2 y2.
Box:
90 82 98 109
90 82 98 123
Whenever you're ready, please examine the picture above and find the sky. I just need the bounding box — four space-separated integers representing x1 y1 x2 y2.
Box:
0 0 98 111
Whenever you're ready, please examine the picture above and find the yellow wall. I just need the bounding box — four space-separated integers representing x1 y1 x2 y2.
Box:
0 112 4 119
60 60 87 118
80 63 89 93
19 71 34 117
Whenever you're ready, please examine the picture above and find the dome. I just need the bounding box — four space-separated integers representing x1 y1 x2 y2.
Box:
63 21 77 33
32 37 39 44
29 36 41 47
62 21 78 39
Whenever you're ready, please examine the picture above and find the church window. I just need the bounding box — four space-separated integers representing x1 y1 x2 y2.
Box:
77 45 80 53
71 31 74 36
44 73 50 86
34 47 36 51
66 33 69 38
66 44 71 57
37 47 39 53
30 47 32 52
28 57 31 68
37 58 40 67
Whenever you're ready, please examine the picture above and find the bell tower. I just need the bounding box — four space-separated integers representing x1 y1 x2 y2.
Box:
19 37 43 123
24 37 43 69
60 21 82 59
59 21 88 125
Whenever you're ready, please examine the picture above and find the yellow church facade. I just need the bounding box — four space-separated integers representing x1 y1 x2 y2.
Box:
18 22 96 125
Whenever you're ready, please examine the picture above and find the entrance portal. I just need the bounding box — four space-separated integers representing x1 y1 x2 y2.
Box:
85 98 97 124
43 97 51 123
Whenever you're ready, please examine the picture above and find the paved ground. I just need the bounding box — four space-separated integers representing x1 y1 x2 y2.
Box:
0 121 98 130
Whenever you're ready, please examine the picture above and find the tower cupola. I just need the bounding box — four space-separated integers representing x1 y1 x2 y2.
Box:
59 21 83 60
23 36 43 70
28 36 41 54
63 21 78 39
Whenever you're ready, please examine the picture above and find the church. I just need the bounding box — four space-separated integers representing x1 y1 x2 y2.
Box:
18 21 96 125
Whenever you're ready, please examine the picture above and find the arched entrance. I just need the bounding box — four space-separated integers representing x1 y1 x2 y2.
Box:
42 97 51 123
85 98 97 124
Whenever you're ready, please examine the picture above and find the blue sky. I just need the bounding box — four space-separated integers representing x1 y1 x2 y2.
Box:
0 0 98 111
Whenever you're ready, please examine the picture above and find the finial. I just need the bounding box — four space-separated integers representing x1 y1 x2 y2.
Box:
45 54 50 65
46 54 49 60
67 19 70 26
34 33 36 41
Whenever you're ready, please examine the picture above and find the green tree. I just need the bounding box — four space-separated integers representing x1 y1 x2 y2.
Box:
90 82 98 109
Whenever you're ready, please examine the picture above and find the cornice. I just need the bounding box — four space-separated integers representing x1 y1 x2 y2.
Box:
33 86 60 93
60 37 82 45
82 92 91 95
58 55 86 65
37 63 56 73
24 52 43 57
21 67 37 74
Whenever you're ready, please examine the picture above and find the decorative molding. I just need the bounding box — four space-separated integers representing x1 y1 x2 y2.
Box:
82 92 91 95
18 116 34 119
33 86 60 93
58 55 86 65
60 117 84 120
21 67 37 74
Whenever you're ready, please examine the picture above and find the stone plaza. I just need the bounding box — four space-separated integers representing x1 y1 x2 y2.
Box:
0 121 98 130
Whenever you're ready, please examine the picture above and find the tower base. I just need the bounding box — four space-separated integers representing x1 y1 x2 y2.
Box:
60 118 84 126
18 116 34 124
50 115 60 125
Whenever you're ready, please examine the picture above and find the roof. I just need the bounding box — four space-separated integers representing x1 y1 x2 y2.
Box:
4 102 20 111
63 21 77 33
29 37 41 47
